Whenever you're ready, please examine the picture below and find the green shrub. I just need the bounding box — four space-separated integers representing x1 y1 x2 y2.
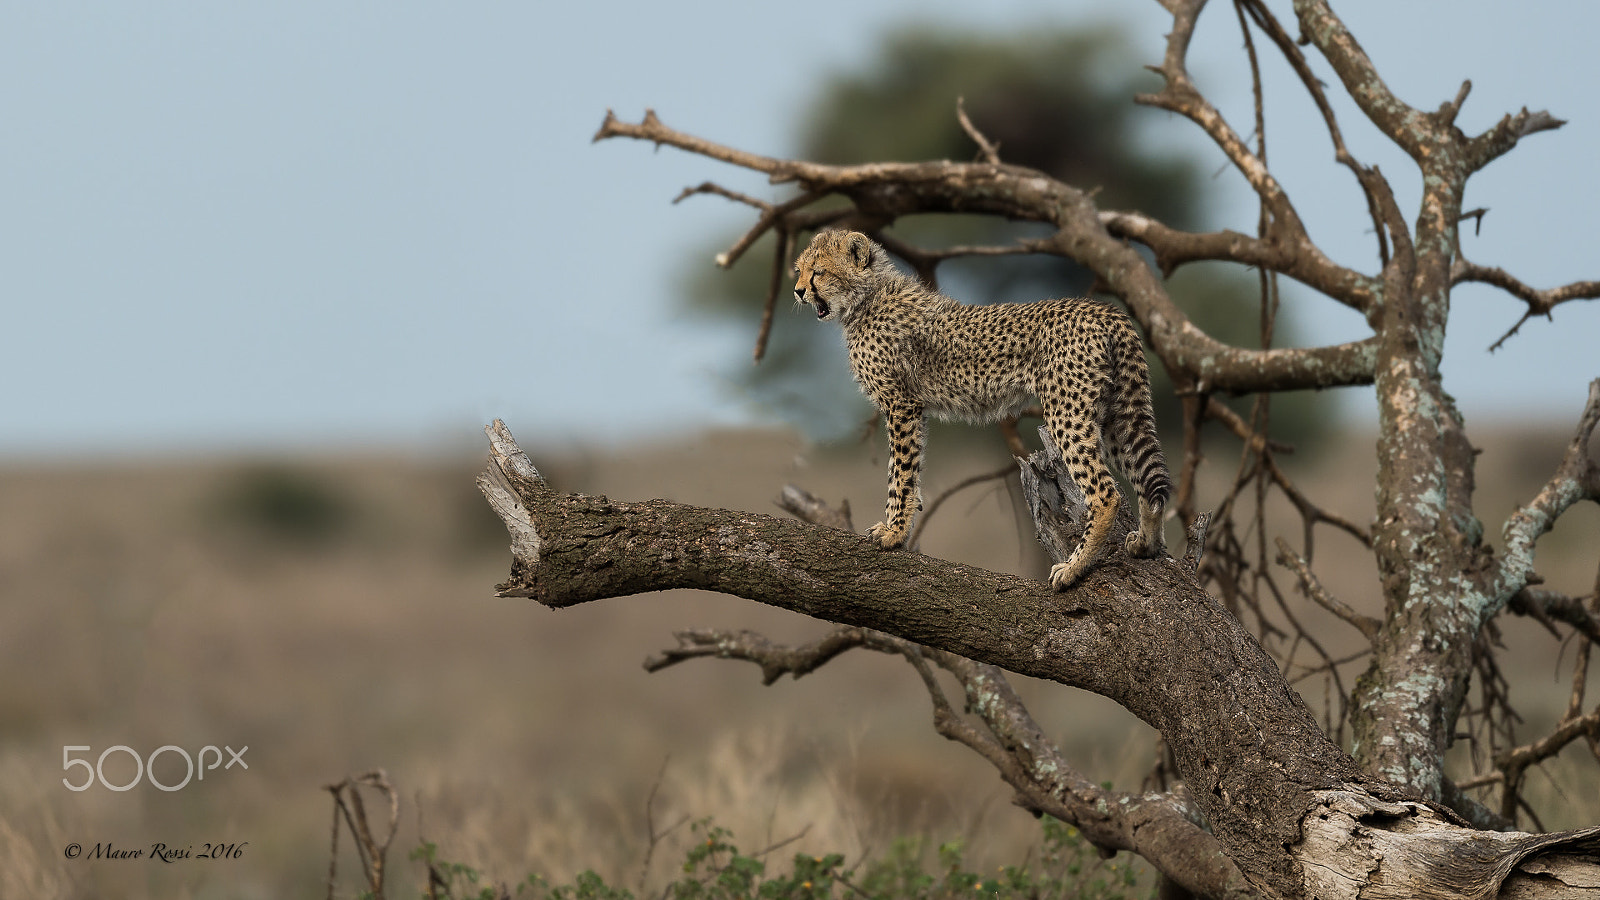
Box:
409 815 1148 900
206 464 354 548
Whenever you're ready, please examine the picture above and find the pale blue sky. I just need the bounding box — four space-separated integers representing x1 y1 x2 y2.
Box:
2 2 1595 458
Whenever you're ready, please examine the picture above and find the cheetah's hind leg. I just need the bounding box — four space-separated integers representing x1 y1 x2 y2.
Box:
1048 491 1121 590
1123 497 1165 559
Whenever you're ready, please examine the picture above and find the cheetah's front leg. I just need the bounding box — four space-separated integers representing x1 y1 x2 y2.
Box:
867 401 925 550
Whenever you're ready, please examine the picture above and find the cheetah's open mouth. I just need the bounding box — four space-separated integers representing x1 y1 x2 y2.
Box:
813 297 830 319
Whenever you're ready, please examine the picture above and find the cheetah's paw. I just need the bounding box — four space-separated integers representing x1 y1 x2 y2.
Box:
1048 560 1085 591
867 521 906 550
1124 530 1162 559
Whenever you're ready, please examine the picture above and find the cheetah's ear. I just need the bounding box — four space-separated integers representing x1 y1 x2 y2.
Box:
845 232 875 269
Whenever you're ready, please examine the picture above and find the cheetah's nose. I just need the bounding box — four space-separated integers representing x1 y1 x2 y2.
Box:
793 288 805 302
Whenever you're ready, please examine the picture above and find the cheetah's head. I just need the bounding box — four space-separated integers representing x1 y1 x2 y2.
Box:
793 230 889 324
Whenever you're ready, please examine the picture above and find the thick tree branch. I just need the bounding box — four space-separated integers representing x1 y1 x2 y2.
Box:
1096 211 1380 312
1291 1 1438 162
483 420 1600 899
661 480 1250 898
477 419 547 570
1290 0 1520 799
484 417 1357 898
597 109 1379 395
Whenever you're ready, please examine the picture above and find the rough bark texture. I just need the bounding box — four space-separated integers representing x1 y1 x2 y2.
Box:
1282 0 1593 800
480 421 1600 900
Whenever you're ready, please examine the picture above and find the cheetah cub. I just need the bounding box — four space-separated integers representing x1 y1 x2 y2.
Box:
793 230 1171 589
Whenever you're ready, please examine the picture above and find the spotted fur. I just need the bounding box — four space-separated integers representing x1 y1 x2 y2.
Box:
793 230 1171 589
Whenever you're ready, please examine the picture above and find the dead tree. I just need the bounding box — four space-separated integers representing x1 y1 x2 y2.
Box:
480 2 1600 897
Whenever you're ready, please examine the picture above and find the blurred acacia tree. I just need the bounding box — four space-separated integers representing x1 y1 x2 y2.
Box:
682 26 1319 447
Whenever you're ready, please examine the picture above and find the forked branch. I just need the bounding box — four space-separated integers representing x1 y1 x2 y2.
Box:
643 625 1258 900
325 770 400 900
1492 643 1600 824
955 96 1001 165
1451 257 1600 351
1491 379 1600 616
